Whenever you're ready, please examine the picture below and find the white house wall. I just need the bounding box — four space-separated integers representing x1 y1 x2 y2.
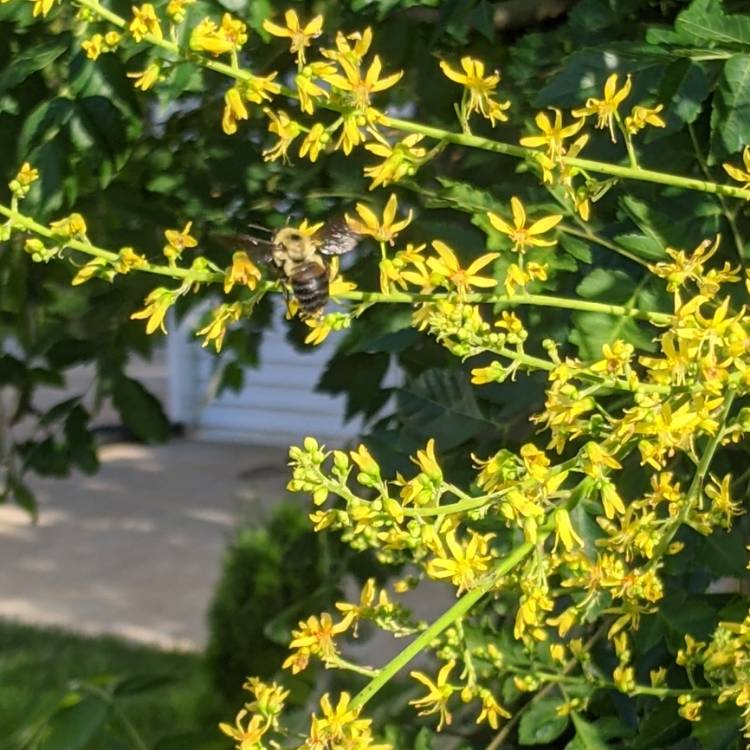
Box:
166 307 364 447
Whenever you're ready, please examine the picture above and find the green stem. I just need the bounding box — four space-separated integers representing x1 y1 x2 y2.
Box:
401 495 492 518
527 670 720 698
327 656 378 678
0 203 223 284
383 116 750 201
343 289 672 324
350 539 537 710
651 390 737 560
2 203 673 323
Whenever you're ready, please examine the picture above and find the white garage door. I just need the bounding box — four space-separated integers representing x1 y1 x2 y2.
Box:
166 308 362 447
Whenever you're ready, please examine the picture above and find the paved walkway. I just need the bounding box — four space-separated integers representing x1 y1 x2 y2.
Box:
0 440 289 650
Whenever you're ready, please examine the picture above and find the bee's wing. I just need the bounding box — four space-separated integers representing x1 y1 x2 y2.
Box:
218 233 276 264
316 218 360 256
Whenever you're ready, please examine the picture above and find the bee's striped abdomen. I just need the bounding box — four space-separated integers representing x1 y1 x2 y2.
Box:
291 262 329 316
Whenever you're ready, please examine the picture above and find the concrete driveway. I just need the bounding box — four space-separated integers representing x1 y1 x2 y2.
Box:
0 439 290 650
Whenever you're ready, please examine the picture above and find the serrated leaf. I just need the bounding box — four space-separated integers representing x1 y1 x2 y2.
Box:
559 233 593 264
657 58 716 133
570 312 655 359
711 54 750 159
518 699 569 745
396 369 494 450
675 0 750 48
614 233 667 260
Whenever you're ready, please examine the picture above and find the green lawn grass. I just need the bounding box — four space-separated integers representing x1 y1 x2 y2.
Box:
0 619 233 749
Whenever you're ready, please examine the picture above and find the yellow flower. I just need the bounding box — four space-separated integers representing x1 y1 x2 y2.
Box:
379 242 427 293
262 9 323 65
286 612 352 666
471 361 507 385
409 660 456 730
520 108 585 161
115 247 147 273
127 63 160 91
554 508 583 551
30 0 55 17
439 56 510 126
426 530 494 593
82 32 121 59
9 162 39 198
322 28 373 67
572 73 632 142
130 287 175 334
412 438 442 481
364 132 426 190
224 251 261 293
299 123 330 162
244 73 281 104
346 193 412 244
71 258 111 286
262 109 302 162
190 14 247 55
426 240 499 295
129 4 162 42
705 473 741 527
295 62 335 114
625 104 666 135
309 693 385 750
196 303 242 352
503 261 548 296
81 34 104 60
677 695 703 722
487 196 562 253
222 87 248 135
723 145 750 190
475 689 510 730
324 54 403 114
166 0 193 23
336 110 366 155
219 709 268 749
49 213 87 238
163 221 198 263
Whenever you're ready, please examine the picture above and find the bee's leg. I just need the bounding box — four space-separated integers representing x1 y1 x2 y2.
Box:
281 281 300 319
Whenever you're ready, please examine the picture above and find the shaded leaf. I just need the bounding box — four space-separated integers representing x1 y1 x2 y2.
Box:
396 369 494 450
518 699 569 745
111 376 170 443
711 54 750 159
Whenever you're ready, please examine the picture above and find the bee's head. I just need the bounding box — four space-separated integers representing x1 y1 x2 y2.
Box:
274 228 314 261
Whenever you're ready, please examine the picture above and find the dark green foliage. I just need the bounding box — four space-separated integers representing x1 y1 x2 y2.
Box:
205 503 383 703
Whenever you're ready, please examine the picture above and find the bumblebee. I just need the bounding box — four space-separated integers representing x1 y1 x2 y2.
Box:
230 219 359 316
